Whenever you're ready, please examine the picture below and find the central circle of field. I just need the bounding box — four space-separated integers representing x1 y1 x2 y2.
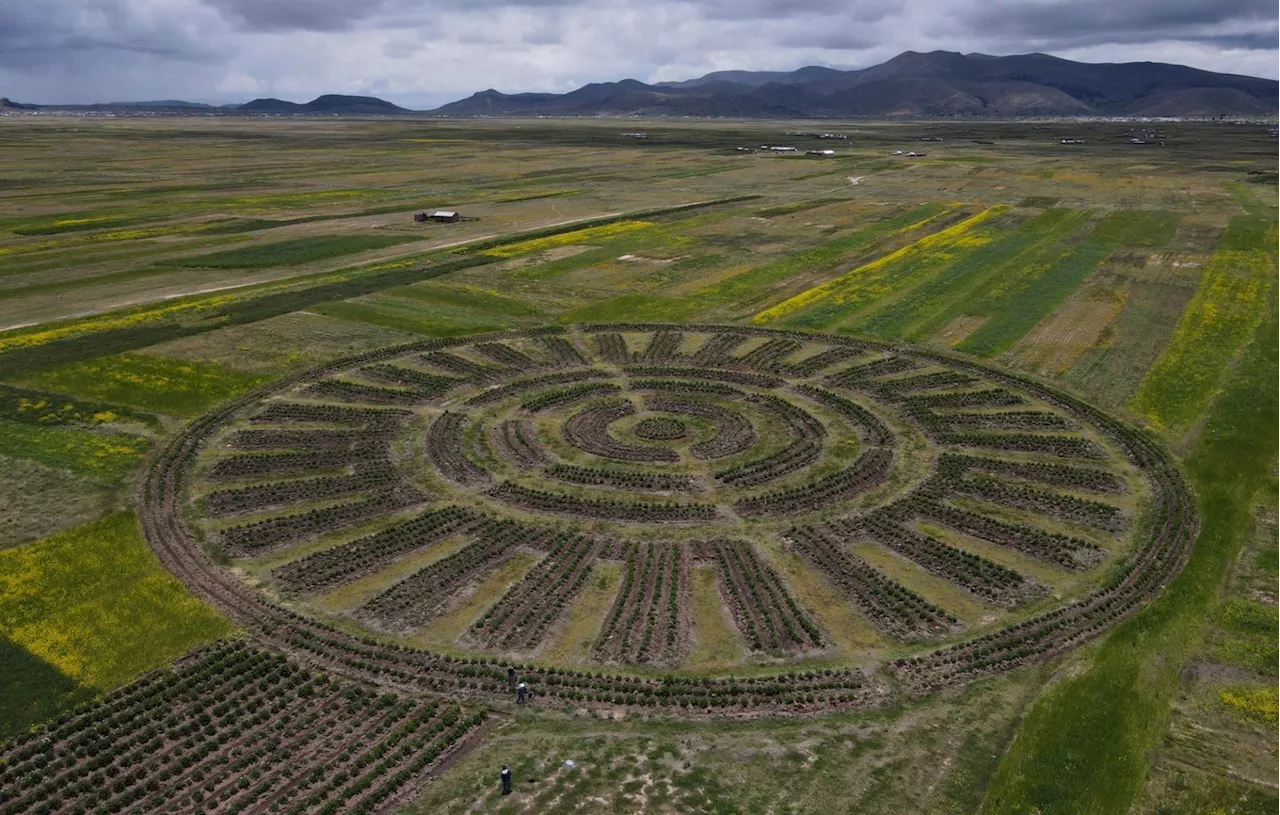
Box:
632 416 690 441
179 324 1181 682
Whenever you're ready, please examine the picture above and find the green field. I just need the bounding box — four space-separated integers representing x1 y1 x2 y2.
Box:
0 115 1273 814
18 352 270 417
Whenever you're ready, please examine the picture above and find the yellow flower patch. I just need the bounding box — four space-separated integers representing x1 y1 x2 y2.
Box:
0 513 232 690
482 220 655 258
753 206 1006 325
1129 218 1278 433
0 296 235 355
1219 684 1279 725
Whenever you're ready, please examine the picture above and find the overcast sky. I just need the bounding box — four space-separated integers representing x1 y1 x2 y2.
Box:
2 0 1276 107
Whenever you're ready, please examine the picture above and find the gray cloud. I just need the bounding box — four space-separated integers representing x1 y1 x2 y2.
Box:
0 0 226 70
0 0 1273 106
690 0 899 23
206 0 397 32
959 0 1276 50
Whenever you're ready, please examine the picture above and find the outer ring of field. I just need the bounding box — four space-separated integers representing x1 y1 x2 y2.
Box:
138 323 1200 715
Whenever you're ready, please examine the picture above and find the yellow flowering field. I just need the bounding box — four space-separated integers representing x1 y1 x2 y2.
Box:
0 296 235 356
0 512 233 691
753 206 1005 325
1128 216 1277 433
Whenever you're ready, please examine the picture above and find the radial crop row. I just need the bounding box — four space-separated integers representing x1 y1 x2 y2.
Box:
473 341 543 371
202 463 400 518
357 519 546 633
358 363 462 397
689 332 747 365
205 441 387 481
464 369 609 407
271 506 482 594
248 402 411 428
735 448 893 517
787 525 956 640
302 378 428 406
217 487 425 556
468 532 601 651
936 452 1123 493
707 539 824 653
850 514 1043 607
636 331 683 363
594 542 689 665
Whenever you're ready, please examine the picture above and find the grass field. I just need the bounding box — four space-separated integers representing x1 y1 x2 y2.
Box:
407 672 1042 815
982 294 1277 815
0 115 1273 813
168 233 423 269
0 418 150 482
0 456 115 549
18 353 270 417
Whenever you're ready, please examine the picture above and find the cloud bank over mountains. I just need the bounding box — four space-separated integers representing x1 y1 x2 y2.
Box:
2 0 1276 106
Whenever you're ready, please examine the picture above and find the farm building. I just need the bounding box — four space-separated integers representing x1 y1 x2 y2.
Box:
415 210 461 223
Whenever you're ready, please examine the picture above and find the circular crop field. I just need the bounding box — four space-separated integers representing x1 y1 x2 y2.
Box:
632 416 690 441
142 324 1198 713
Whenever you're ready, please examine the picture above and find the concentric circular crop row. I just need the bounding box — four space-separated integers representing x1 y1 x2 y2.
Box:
143 324 1198 714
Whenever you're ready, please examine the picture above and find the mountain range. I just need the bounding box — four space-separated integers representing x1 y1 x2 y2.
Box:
5 52 1276 118
433 51 1278 118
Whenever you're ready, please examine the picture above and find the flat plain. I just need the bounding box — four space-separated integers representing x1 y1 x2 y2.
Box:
0 115 1274 815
